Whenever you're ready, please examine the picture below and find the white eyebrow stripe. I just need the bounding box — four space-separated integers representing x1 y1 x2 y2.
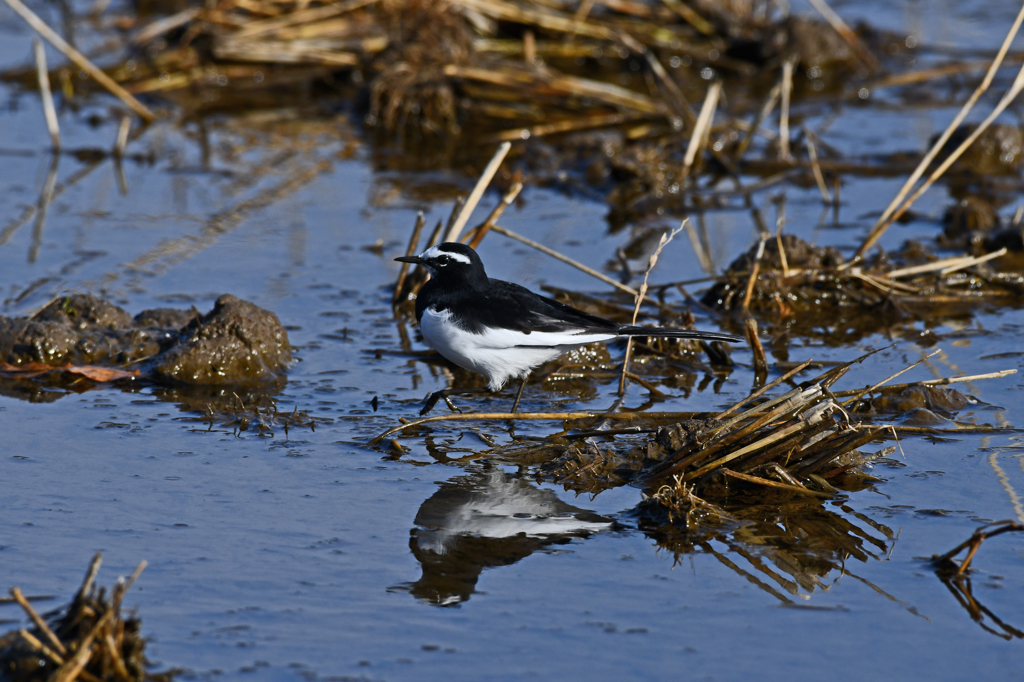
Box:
420 244 471 265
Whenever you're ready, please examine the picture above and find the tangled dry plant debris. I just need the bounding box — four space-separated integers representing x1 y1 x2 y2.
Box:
702 233 1022 343
0 553 174 682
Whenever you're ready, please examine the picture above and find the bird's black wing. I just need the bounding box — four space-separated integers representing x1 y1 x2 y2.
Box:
467 280 619 335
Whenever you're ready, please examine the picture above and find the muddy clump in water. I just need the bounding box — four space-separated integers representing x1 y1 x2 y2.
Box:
701 233 845 315
0 293 290 384
940 196 1001 251
936 124 1024 176
0 294 184 366
857 385 972 424
153 294 291 384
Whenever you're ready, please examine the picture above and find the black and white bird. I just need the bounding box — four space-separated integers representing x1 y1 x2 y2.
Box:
396 242 740 413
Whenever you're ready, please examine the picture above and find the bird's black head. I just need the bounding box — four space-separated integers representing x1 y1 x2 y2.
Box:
395 242 487 286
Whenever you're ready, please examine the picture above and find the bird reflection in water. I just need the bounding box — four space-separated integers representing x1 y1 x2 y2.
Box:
391 468 614 606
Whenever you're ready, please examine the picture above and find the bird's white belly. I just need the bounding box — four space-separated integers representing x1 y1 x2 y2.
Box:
419 307 612 391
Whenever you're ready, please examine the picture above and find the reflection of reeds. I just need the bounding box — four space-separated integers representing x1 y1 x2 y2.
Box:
637 492 905 606
930 520 1024 639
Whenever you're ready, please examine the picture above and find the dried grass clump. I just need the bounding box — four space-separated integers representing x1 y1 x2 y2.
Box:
53 0 880 142
702 233 1021 343
368 0 475 133
0 554 173 682
635 363 885 496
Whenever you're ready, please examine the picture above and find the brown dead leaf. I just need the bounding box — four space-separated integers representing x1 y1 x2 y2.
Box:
0 361 59 378
63 365 141 382
0 363 141 382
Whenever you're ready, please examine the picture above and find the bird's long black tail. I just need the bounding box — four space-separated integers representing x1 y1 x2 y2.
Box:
616 326 741 343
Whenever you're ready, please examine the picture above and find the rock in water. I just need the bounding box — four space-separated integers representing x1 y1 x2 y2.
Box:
154 295 291 384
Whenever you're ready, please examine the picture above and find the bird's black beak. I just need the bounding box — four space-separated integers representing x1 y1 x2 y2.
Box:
395 255 424 265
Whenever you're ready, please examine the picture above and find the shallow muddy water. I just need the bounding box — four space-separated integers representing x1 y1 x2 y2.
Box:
1 0 1024 680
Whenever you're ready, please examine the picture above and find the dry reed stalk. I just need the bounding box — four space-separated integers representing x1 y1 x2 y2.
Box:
445 141 511 242
32 39 59 150
716 359 814 419
638 350 914 490
617 222 684 395
681 81 721 182
490 112 644 142
659 0 713 35
132 6 202 45
488 224 639 296
881 248 1008 279
804 127 831 203
735 83 780 160
841 349 941 408
870 60 1018 89
232 0 379 38
686 393 832 480
9 588 65 655
214 40 360 65
49 611 114 682
450 0 618 40
568 0 597 40
829 369 1017 398
746 317 768 380
805 0 878 70
857 2 1024 259
114 115 131 156
393 211 426 304
370 410 703 444
16 629 65 668
721 468 832 498
886 64 1024 220
931 520 1024 577
778 57 795 161
441 196 466 240
466 181 523 249
3 0 156 121
475 37 604 57
740 234 767 315
441 65 666 114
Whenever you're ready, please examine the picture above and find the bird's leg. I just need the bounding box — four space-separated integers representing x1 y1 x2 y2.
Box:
420 387 491 416
510 376 528 414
